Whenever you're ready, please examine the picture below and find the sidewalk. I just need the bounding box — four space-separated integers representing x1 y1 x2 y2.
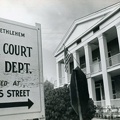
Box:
93 118 107 120
93 118 120 120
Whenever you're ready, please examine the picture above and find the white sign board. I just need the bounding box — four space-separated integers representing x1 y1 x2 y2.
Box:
0 18 45 120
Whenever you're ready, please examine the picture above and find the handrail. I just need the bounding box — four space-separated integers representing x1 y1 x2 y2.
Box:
80 63 86 69
106 53 120 68
90 61 101 73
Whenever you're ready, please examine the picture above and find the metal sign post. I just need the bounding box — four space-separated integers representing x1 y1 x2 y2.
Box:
70 67 89 120
74 71 83 120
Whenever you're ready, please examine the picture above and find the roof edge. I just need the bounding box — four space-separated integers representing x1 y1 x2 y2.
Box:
54 2 120 57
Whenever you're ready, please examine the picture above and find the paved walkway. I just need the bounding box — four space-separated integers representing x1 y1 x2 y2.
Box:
93 118 107 120
93 118 120 120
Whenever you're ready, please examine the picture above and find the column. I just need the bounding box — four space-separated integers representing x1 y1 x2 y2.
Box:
64 71 68 84
87 78 96 101
115 23 120 51
56 62 62 87
84 44 96 100
73 51 80 68
84 44 92 74
98 34 113 106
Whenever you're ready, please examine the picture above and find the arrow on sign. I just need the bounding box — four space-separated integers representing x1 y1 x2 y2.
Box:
0 99 34 109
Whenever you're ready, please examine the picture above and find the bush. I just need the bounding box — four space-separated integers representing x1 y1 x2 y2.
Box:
83 98 96 120
44 83 96 120
44 80 54 98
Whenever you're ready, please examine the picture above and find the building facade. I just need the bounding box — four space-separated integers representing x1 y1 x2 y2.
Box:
54 2 120 107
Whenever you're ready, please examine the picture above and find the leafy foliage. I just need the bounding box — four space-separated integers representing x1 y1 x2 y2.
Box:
44 80 54 98
44 83 96 120
83 98 96 120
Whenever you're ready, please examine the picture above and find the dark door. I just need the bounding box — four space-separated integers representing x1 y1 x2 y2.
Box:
96 87 101 101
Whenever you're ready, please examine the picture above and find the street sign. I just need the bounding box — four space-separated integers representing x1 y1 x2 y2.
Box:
0 18 45 120
70 67 89 116
0 99 33 109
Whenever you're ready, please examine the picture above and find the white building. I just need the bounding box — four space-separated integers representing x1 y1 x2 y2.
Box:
54 2 120 107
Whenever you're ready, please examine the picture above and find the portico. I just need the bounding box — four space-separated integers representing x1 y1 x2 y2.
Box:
54 2 120 107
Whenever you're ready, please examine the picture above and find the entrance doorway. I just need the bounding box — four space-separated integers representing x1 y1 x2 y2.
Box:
95 82 105 101
96 87 101 101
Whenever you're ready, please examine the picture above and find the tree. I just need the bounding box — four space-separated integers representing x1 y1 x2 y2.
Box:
44 80 54 98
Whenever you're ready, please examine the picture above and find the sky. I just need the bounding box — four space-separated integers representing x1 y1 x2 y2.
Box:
0 0 120 83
